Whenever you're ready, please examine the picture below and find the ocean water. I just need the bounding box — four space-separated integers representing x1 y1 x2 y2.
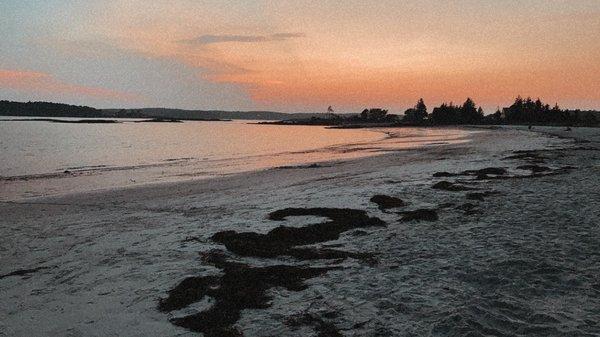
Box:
0 118 471 200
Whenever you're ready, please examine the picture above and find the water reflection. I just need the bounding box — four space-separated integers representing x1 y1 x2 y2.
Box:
0 119 472 200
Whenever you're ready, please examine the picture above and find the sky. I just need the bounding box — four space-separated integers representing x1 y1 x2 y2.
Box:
1 0 599 113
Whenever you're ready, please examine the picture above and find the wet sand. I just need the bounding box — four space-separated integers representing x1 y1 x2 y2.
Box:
1 126 599 336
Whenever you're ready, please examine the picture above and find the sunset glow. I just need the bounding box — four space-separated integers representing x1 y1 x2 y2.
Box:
0 69 140 101
1 1 599 112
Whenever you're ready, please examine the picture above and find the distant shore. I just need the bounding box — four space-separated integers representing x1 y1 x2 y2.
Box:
0 117 231 123
258 118 600 129
4 98 598 127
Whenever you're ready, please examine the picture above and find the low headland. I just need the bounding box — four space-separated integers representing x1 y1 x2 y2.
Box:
261 97 600 128
3 96 599 127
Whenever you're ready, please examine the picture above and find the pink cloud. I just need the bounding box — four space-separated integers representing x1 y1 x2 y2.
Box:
0 69 141 102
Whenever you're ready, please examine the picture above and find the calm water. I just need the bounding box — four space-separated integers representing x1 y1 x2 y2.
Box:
0 118 471 200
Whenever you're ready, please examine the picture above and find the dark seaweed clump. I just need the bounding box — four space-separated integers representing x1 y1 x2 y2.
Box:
370 194 405 210
212 208 385 261
433 171 459 177
158 251 334 337
432 181 478 191
463 167 507 177
433 167 507 180
434 161 576 182
160 207 387 336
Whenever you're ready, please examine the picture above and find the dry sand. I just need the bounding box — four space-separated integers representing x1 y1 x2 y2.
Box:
1 126 599 336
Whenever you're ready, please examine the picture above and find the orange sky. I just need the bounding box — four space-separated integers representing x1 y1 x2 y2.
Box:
0 70 140 101
1 1 599 112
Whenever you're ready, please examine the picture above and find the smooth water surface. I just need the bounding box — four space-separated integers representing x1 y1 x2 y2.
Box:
0 118 472 200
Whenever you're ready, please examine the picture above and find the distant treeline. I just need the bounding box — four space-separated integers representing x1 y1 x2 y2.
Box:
0 100 146 118
2 98 599 126
0 100 103 117
303 97 599 127
495 96 598 126
0 100 335 121
417 96 599 126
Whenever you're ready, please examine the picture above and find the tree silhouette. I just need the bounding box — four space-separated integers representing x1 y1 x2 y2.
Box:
430 98 484 125
415 98 427 118
360 108 389 121
431 102 459 125
403 98 428 124
459 97 482 124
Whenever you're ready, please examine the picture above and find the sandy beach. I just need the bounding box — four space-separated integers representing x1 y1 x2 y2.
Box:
1 126 599 336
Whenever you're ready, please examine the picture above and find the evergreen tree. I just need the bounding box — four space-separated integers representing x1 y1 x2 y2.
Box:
403 98 428 124
460 98 480 124
415 98 427 119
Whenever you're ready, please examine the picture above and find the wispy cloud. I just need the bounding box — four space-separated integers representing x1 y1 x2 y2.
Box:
178 33 305 46
0 69 141 102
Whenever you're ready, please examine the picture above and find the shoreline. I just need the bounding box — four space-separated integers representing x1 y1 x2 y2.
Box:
0 126 470 202
5 124 587 205
1 126 600 336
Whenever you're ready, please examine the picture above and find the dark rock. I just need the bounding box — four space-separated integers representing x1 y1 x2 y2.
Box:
136 118 183 123
370 195 405 210
32 118 120 124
